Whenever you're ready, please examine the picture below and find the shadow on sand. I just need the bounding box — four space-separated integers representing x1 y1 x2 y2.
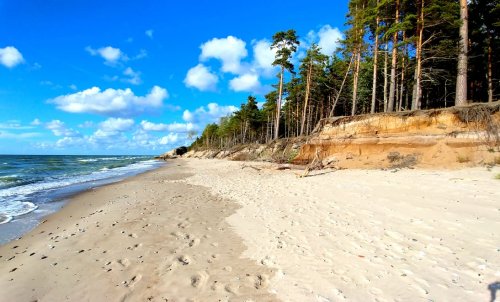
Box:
489 281 500 302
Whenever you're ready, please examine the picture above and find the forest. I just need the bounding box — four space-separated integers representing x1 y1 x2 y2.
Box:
190 0 499 150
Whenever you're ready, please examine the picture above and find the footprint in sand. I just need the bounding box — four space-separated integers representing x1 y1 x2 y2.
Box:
178 255 191 265
118 258 130 267
127 243 143 251
128 233 138 238
125 274 142 287
191 271 209 288
224 283 239 294
177 222 191 229
189 238 200 247
253 274 269 289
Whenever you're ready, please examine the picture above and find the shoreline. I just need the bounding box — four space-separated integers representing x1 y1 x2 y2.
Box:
0 159 277 301
0 159 165 245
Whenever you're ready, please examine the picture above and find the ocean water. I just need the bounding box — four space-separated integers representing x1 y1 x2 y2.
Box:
0 155 163 242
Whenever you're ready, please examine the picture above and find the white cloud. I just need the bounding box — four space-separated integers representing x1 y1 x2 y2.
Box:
145 29 154 39
86 46 127 64
200 36 247 74
140 120 196 132
99 118 134 132
252 39 277 77
69 84 78 90
31 118 42 126
314 25 343 56
0 46 24 68
182 103 237 124
55 136 86 148
123 67 141 85
45 120 80 137
158 133 178 145
0 120 34 130
229 73 263 93
49 86 169 116
184 64 218 91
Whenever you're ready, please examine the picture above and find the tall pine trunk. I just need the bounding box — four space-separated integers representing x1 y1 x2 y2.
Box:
383 40 389 111
370 5 380 114
301 61 312 135
455 0 468 106
413 0 424 110
488 35 493 103
387 0 399 112
351 49 361 116
399 32 406 111
275 66 284 139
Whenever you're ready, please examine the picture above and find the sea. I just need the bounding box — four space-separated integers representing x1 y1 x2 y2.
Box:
0 155 164 244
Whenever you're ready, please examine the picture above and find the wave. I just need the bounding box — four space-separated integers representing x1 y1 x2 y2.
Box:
0 159 161 223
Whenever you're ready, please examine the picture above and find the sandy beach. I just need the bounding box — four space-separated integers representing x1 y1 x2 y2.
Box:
1 158 499 301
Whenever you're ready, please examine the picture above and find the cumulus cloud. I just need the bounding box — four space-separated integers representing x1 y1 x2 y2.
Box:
184 64 218 91
45 120 80 137
200 36 247 74
252 39 277 77
99 118 134 132
145 29 154 39
49 86 169 117
86 46 128 64
0 46 24 68
140 120 196 132
229 73 266 94
158 133 178 145
182 103 237 124
307 25 343 56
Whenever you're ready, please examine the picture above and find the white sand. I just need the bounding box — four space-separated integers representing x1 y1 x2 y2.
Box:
185 159 500 301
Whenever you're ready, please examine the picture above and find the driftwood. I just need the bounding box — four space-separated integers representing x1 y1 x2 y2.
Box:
297 148 324 178
241 164 262 171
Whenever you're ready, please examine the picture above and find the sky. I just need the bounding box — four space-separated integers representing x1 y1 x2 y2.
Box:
0 0 348 155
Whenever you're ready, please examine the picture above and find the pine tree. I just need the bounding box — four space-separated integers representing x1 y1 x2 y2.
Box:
271 30 299 140
455 0 468 105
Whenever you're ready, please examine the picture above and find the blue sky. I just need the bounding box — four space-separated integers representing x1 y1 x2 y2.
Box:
0 0 348 155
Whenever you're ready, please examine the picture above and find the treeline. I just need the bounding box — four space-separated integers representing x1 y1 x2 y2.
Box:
191 0 499 150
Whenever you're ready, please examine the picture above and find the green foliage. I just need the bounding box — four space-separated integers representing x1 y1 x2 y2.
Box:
190 1 499 151
271 30 300 74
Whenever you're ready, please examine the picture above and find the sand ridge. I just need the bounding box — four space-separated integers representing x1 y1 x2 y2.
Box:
0 162 277 302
